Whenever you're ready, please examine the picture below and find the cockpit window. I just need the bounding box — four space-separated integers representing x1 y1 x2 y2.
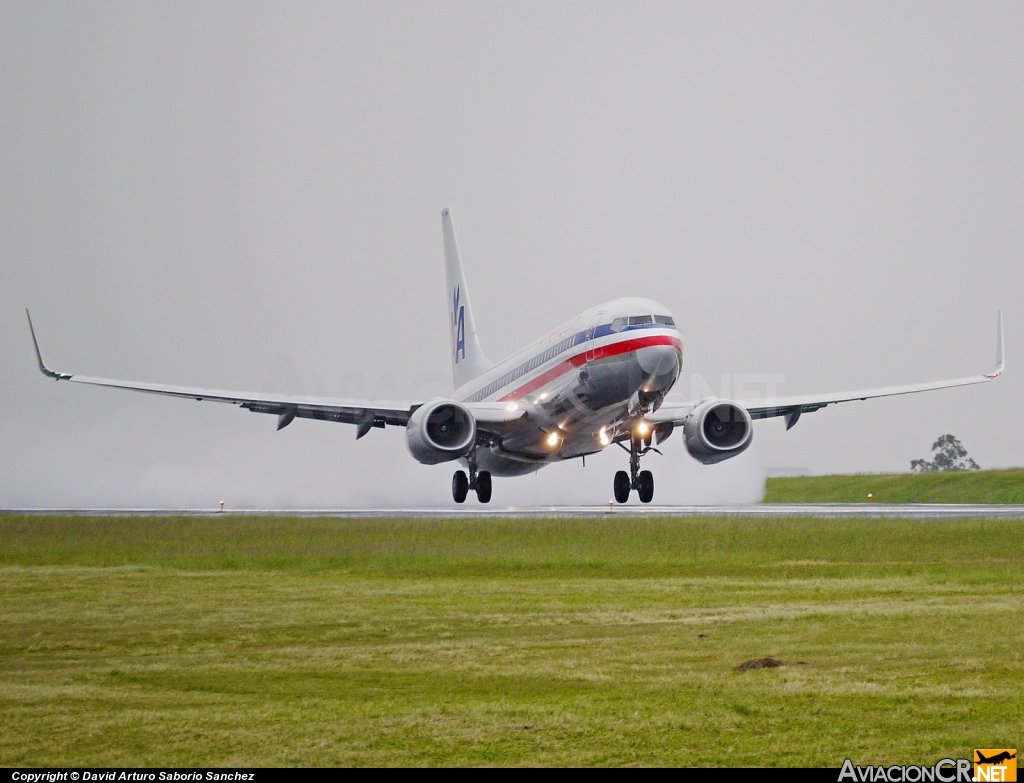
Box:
612 314 672 329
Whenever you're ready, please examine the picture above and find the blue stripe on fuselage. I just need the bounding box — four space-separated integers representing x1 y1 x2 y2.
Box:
460 321 672 403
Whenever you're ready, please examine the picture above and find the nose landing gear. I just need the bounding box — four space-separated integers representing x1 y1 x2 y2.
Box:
613 434 657 503
452 453 492 504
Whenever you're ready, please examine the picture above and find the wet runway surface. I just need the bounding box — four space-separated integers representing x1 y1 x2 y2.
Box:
7 504 1024 518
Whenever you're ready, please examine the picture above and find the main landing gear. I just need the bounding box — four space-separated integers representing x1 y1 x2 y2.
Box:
452 455 491 504
613 434 656 504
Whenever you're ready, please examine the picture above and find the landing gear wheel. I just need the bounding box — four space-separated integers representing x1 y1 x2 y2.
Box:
476 471 492 503
613 470 631 503
637 470 654 504
452 470 469 504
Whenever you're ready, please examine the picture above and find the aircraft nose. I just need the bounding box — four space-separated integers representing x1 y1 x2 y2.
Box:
636 343 681 391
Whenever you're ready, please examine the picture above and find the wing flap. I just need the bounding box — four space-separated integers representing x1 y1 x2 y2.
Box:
68 373 419 426
27 311 419 429
645 311 1004 427
742 310 1004 423
65 374 416 421
646 402 695 424
740 373 998 422
464 401 530 424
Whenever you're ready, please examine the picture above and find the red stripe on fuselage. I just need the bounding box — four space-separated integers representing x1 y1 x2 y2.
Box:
497 334 682 401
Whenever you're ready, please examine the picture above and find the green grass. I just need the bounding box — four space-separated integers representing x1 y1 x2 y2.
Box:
2 514 1022 766
765 468 1024 504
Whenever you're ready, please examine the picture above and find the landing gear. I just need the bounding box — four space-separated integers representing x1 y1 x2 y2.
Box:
452 470 469 503
476 471 492 503
613 471 630 503
637 470 654 504
452 455 492 504
612 434 657 503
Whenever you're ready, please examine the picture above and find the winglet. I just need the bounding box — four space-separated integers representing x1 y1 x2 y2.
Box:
25 310 70 380
988 310 1005 379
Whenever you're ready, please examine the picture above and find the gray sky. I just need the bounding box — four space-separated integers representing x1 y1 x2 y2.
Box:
2 1 1021 508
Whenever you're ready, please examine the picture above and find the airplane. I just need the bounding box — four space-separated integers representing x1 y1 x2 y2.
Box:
975 751 1016 765
27 207 1005 504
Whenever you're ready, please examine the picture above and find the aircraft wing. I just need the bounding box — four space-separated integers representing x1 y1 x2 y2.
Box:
649 311 1004 430
26 311 522 437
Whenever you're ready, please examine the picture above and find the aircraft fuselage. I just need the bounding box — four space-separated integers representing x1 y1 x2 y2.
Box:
452 296 682 476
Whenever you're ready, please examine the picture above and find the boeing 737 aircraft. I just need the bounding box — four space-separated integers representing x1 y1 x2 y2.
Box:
28 208 1004 504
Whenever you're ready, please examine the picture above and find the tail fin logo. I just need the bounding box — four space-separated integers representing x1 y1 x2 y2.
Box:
452 285 466 364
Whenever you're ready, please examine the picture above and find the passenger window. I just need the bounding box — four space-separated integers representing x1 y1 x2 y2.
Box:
654 315 675 326
611 317 626 332
628 315 653 326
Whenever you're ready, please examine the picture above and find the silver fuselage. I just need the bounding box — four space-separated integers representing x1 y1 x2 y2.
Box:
453 297 682 475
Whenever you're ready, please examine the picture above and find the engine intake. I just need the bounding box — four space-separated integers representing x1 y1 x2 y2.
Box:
406 399 477 464
683 400 753 464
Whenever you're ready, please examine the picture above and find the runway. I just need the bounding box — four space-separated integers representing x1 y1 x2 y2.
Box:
6 504 1024 518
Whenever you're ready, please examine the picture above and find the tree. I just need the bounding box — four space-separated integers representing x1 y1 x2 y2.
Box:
910 434 980 472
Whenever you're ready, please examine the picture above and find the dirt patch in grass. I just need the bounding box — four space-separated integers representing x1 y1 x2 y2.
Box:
733 657 807 672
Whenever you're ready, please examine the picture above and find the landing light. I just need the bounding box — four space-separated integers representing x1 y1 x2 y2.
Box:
505 402 519 412
599 428 610 446
637 422 650 436
539 392 549 400
546 431 560 447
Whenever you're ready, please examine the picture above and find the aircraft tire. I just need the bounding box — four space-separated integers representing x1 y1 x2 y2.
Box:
452 470 469 503
638 470 654 503
613 471 631 503
476 471 492 503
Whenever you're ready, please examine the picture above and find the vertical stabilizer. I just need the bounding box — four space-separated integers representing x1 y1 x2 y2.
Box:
442 208 493 390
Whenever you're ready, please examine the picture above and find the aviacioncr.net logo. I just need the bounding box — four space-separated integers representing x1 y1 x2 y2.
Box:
839 758 973 782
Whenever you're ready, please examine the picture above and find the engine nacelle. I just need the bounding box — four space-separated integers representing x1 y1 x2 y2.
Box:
683 399 753 465
405 399 477 465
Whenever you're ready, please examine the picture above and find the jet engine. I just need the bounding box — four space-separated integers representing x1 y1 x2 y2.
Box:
405 399 477 465
683 399 753 465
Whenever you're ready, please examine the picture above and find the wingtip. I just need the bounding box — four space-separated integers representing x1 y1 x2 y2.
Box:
988 309 1005 379
25 309 67 380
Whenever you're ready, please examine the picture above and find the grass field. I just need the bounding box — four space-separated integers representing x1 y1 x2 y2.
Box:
765 468 1024 504
2 514 1022 766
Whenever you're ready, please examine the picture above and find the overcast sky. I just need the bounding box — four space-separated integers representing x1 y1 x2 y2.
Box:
2 1 1021 508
